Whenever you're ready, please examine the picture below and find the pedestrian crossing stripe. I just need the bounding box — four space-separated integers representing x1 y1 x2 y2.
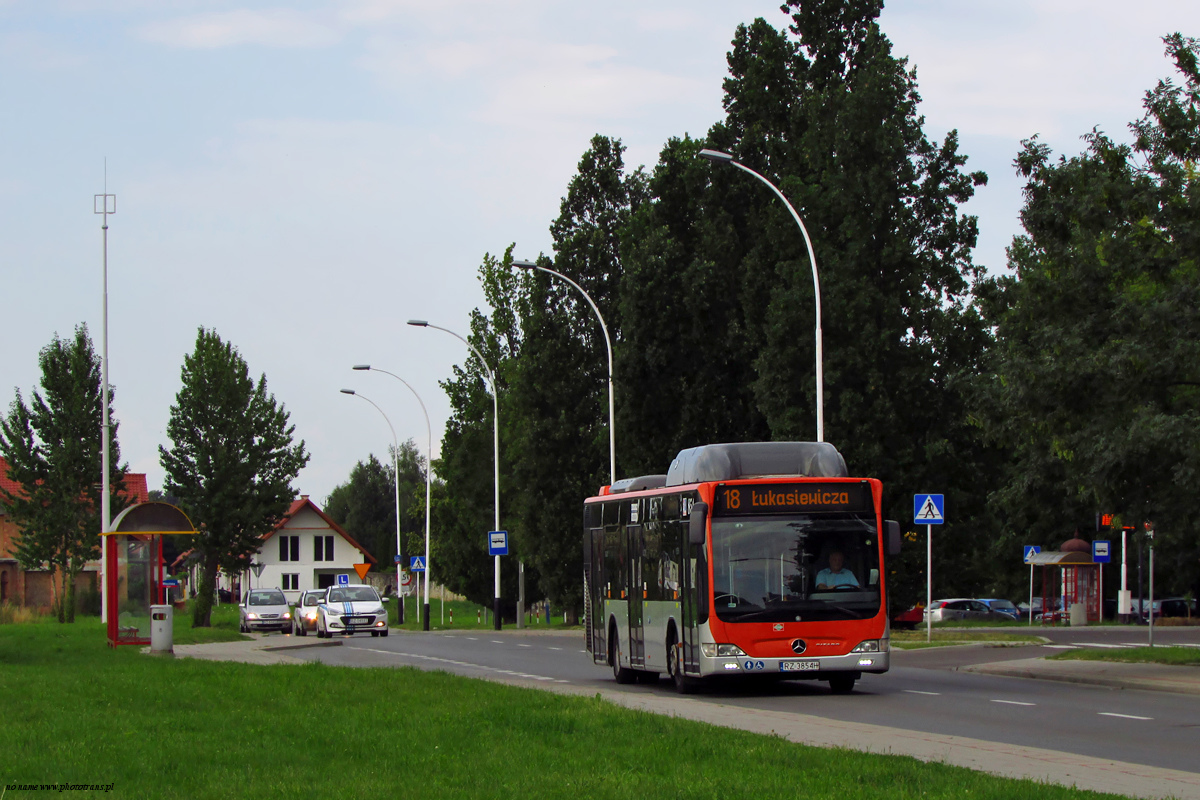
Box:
914 493 944 524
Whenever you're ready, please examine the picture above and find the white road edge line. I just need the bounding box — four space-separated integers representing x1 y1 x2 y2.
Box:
356 647 567 684
1099 712 1153 721
903 690 941 696
991 700 1036 706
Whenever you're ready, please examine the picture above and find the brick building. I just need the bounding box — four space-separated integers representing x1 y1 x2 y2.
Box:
0 456 149 609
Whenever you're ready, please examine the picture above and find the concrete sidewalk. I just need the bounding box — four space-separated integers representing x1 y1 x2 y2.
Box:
170 635 341 665
963 655 1200 696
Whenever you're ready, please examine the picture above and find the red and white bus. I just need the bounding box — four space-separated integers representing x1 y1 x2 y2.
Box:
584 442 900 693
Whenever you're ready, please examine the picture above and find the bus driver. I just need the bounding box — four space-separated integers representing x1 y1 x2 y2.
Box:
815 550 859 590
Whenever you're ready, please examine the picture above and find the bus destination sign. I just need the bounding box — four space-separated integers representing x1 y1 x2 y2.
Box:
714 482 871 515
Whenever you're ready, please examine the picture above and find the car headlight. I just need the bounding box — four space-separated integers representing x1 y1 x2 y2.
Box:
700 643 747 658
282 612 291 619
246 613 259 620
305 611 317 620
851 640 886 653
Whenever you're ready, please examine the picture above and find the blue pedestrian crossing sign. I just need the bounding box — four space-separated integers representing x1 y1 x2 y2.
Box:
914 494 944 524
488 531 509 557
410 556 426 572
1024 545 1041 563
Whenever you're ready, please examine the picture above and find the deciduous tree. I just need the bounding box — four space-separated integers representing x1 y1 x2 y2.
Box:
159 328 309 627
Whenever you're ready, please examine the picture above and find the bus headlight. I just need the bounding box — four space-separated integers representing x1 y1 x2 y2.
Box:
701 643 748 658
851 640 886 653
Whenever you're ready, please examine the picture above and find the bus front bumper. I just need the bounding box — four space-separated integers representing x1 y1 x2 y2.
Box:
699 649 889 678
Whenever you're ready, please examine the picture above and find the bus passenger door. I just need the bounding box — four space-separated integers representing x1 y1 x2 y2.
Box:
586 527 606 664
627 523 645 667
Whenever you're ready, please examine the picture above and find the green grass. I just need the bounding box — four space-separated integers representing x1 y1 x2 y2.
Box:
0 621 1136 799
891 630 1044 649
1048 646 1200 666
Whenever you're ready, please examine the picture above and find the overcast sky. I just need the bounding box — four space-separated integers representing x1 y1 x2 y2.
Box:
2 0 1196 503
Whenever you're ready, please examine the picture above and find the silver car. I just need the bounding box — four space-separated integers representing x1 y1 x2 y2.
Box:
239 588 292 633
924 598 1012 623
291 589 326 636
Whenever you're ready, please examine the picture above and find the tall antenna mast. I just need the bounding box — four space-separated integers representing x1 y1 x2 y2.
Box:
94 162 116 624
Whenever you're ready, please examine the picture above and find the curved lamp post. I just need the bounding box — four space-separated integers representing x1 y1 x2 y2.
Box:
697 148 825 443
408 319 503 631
339 388 407 621
352 365 433 631
511 259 616 485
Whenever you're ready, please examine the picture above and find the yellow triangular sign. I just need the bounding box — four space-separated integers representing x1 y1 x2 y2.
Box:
353 563 371 581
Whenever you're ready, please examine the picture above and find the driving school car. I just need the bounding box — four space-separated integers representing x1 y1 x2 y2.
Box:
316 584 389 638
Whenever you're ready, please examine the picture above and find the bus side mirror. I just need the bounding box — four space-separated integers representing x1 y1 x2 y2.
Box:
885 520 901 556
689 502 709 545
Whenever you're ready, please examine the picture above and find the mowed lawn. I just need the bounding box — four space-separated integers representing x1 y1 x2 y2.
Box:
0 620 1128 800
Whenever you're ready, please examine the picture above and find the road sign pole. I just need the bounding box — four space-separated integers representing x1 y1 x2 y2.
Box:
1029 563 1035 625
926 523 932 643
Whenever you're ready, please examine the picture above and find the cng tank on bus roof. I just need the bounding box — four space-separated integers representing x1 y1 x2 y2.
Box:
665 442 847 486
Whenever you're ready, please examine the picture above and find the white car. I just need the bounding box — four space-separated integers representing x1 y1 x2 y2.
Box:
239 589 292 633
317 584 390 638
291 589 326 636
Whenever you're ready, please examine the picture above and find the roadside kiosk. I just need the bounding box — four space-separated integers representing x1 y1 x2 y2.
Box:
102 502 197 647
1027 538 1100 624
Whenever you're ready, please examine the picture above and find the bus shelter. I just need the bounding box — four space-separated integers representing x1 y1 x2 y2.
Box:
1027 541 1100 624
102 502 197 647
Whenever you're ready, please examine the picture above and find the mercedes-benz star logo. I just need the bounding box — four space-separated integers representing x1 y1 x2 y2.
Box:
791 638 807 655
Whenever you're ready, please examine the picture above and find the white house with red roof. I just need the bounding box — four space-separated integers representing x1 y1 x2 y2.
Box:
246 495 377 602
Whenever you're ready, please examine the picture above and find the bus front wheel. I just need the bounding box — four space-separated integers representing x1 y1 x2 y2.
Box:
668 639 697 694
610 627 636 684
828 673 857 694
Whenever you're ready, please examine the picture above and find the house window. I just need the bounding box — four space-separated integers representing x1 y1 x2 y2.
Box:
315 536 334 562
279 535 299 562
282 574 299 591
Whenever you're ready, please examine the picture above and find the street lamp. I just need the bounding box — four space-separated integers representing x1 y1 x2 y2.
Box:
697 147 825 443
352 365 434 631
511 258 616 486
339 389 406 625
408 320 503 631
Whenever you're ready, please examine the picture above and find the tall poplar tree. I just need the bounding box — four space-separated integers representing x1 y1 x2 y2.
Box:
0 325 127 621
980 34 1200 596
159 328 309 627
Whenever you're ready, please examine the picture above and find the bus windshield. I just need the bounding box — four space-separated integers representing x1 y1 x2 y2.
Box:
710 513 880 623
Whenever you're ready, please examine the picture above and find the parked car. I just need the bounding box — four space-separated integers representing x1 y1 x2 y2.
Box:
317 584 390 638
239 588 292 633
978 598 1021 620
892 605 925 630
1159 597 1197 618
924 598 1013 623
291 589 326 636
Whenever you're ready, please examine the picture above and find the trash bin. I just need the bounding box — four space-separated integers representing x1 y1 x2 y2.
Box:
1069 602 1087 627
150 604 174 655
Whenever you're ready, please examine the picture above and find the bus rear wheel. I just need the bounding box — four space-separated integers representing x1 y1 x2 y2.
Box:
828 673 857 694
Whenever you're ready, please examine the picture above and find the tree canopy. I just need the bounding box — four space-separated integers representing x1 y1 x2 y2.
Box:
0 324 127 621
159 328 309 627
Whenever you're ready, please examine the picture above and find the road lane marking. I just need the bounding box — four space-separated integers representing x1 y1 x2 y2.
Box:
903 690 941 696
518 644 532 648
1077 643 1131 648
356 647 568 684
491 640 504 644
991 700 1036 706
1043 645 1078 649
1099 712 1153 720
465 637 478 640
547 647 563 651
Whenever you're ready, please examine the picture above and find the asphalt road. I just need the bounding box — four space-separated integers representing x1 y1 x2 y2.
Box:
291 625 1200 774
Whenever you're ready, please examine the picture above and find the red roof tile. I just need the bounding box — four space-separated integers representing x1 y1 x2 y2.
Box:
0 456 149 506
